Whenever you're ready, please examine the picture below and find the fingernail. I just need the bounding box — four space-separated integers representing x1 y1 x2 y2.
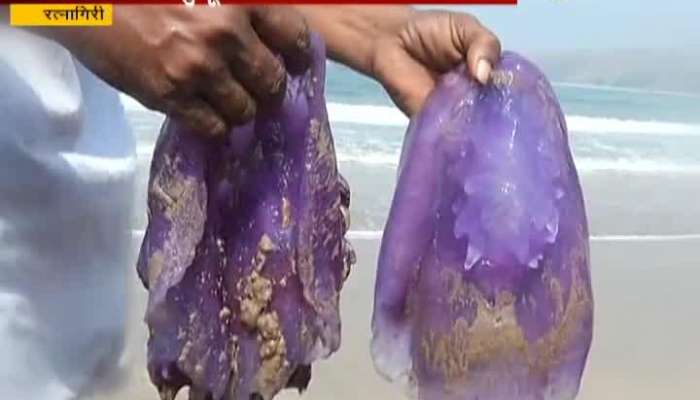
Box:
476 59 492 85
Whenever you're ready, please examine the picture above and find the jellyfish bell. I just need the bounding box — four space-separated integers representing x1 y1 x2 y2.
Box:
371 52 594 400
137 34 355 400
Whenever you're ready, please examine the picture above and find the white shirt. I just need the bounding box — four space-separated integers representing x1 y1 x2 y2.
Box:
0 27 136 399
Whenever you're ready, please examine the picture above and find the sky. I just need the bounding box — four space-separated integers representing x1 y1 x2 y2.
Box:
426 0 700 52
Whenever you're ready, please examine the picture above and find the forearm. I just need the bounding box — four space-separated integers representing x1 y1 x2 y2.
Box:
295 5 414 77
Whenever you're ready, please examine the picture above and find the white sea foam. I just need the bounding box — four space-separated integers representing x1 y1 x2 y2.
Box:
126 90 700 174
328 102 700 136
326 102 409 127
135 142 699 173
566 115 699 135
336 151 400 166
552 81 700 99
327 102 700 136
120 95 700 136
574 159 700 174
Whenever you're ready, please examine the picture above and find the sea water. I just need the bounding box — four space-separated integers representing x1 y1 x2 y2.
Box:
125 62 700 234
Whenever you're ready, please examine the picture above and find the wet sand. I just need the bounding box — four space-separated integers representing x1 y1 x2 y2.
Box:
92 233 700 400
96 132 700 399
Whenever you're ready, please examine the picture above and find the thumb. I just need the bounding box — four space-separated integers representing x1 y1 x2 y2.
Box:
450 14 502 84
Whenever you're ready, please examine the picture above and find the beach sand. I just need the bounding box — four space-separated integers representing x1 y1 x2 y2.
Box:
91 230 700 400
87 142 700 399
91 149 700 399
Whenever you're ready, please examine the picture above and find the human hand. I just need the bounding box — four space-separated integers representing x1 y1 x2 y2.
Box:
370 10 501 115
48 5 310 136
296 6 500 117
